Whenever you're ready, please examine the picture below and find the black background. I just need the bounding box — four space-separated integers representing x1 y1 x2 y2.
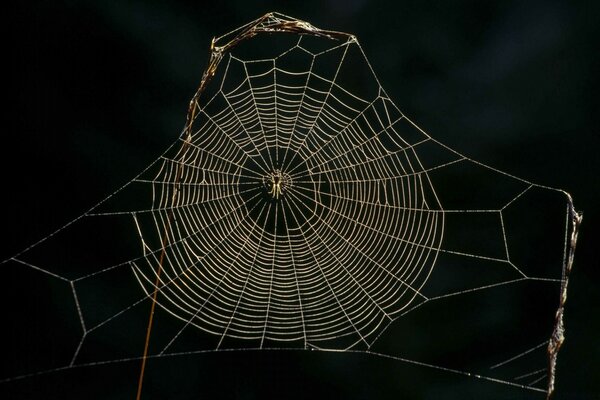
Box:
6 1 598 399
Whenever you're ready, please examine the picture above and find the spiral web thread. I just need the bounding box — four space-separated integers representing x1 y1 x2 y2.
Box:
2 12 580 399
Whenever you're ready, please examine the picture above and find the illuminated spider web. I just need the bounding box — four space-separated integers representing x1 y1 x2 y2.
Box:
2 12 580 399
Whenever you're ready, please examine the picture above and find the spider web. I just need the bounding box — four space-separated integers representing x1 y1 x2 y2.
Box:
1 12 580 399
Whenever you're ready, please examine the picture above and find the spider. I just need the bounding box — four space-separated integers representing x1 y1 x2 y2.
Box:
268 170 283 199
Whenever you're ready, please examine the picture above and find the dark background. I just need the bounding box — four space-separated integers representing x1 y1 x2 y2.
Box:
6 1 598 399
